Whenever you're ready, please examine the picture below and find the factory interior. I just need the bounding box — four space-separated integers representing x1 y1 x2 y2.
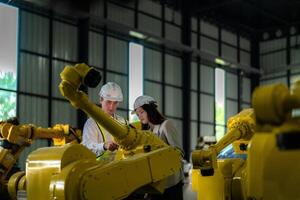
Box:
1 0 300 199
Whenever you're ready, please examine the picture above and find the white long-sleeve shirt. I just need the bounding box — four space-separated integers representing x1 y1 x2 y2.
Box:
152 119 184 189
82 114 127 157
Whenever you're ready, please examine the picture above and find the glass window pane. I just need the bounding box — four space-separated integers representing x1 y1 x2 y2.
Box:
200 94 214 123
260 51 286 72
226 72 238 100
138 13 162 37
21 11 49 54
0 4 18 91
242 77 251 103
138 0 161 18
215 68 225 126
222 44 237 62
129 43 144 119
165 54 182 86
89 32 103 68
0 70 16 91
108 3 134 27
261 71 286 80
226 100 238 122
165 8 181 25
200 123 214 136
165 86 182 118
52 100 77 127
53 21 78 61
200 36 218 56
0 90 16 120
240 37 250 51
200 65 214 94
291 47 300 64
221 29 237 46
19 53 49 95
240 51 250 66
165 23 181 43
260 77 287 86
200 20 218 39
107 37 128 74
144 48 162 82
260 38 286 53
144 81 162 109
19 95 48 126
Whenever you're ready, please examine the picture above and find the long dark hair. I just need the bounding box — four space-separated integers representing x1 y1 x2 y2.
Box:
141 103 166 130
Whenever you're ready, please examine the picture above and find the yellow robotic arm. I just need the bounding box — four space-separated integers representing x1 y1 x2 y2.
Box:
191 109 255 200
192 108 255 175
191 81 300 200
0 120 81 199
24 63 182 200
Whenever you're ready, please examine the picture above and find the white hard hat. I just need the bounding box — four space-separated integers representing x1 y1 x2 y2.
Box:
99 82 123 102
132 95 157 114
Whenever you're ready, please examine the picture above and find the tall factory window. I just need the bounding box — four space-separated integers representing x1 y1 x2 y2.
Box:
129 42 144 122
0 3 18 120
215 68 225 141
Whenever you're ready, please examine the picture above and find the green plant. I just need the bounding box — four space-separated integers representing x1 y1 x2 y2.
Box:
0 72 17 120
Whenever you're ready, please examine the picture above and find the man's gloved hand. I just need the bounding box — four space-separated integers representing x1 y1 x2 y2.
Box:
104 141 119 151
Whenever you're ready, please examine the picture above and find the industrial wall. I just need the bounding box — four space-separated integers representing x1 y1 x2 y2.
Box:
260 31 300 87
0 0 253 169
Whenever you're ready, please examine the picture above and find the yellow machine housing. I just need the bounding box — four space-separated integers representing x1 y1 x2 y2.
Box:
192 109 255 200
24 63 182 200
0 120 82 199
247 83 300 200
191 82 300 200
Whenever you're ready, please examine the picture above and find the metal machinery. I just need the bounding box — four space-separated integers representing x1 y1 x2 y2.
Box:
0 119 82 199
21 63 182 200
191 81 300 200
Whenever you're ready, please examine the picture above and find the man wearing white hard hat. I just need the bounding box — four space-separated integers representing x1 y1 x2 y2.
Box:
82 82 127 159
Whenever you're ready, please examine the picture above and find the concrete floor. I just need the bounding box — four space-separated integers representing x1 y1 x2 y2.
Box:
183 175 197 200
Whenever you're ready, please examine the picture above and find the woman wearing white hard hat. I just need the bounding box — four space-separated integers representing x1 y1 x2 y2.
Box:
132 95 184 200
82 82 127 160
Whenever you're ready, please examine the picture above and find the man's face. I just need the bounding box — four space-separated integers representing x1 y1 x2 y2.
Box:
100 97 119 116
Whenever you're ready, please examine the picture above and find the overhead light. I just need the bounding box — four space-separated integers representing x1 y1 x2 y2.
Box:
129 31 146 39
215 58 228 66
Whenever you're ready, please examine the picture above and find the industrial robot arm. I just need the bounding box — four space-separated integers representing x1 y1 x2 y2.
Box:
192 108 255 176
0 119 81 199
24 63 182 200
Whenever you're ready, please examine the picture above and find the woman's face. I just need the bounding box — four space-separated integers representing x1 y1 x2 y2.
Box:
135 107 149 124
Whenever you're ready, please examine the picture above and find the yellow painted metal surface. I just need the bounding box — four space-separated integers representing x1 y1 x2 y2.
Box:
192 81 300 200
